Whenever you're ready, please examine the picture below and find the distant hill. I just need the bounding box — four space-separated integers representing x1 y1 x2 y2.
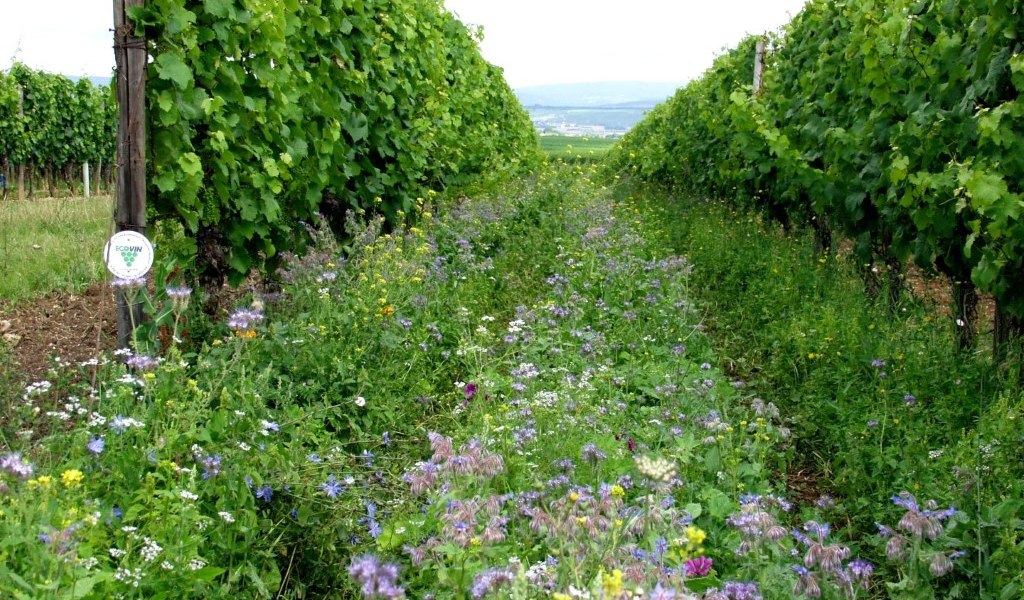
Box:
514 82 682 108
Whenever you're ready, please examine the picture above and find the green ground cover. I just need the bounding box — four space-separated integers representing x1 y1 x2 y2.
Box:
540 136 617 162
0 197 112 304
629 181 1024 598
0 169 792 598
1 167 1020 599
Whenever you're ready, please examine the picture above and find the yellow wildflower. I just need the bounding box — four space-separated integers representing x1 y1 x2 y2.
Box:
602 569 624 597
610 484 625 499
61 469 84 488
686 526 707 547
28 475 54 490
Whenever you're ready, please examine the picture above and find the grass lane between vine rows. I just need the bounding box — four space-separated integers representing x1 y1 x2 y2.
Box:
1 166 1014 599
626 179 1024 599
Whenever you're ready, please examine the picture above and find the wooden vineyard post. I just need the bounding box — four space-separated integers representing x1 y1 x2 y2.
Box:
113 0 148 349
17 86 25 201
84 163 91 198
753 37 766 95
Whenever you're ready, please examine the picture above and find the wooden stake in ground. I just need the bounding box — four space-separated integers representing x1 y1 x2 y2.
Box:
17 86 25 202
753 37 766 95
113 0 148 349
84 163 91 199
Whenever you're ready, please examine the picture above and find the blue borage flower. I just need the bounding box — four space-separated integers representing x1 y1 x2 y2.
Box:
86 436 105 455
320 475 344 498
195 453 222 479
360 501 382 538
255 485 272 503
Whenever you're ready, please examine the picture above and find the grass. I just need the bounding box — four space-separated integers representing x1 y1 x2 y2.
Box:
628 180 1024 595
539 135 618 161
0 196 114 304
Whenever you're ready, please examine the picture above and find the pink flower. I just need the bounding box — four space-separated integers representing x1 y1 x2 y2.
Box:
684 556 713 577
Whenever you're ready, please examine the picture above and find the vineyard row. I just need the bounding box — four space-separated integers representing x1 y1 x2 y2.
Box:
0 64 116 198
613 0 1024 350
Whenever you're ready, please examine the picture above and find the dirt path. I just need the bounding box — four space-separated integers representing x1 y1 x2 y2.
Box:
0 282 116 378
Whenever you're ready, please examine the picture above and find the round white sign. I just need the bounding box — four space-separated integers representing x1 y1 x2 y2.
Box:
103 231 154 279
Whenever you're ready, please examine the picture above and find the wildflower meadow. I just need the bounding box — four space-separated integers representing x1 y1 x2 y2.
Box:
3 164 1018 599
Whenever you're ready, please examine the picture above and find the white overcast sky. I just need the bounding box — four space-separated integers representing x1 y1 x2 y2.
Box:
1 0 807 88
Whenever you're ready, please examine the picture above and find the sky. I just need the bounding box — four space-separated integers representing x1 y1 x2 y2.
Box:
1 0 808 88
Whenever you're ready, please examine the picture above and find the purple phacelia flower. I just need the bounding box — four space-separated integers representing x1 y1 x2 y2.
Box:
581 443 606 463
0 452 34 478
348 554 405 599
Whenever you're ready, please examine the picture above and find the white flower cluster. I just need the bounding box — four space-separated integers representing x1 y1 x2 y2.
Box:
114 567 143 587
532 391 559 408
140 537 162 562
23 380 52 396
218 511 235 523
115 374 145 386
179 490 199 501
79 557 99 570
109 416 145 432
635 455 677 483
189 558 206 571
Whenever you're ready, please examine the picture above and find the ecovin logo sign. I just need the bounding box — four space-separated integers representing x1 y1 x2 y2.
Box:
104 232 154 279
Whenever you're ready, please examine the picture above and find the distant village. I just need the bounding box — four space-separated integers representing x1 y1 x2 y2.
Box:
517 83 672 138
527 110 638 137
534 122 624 138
